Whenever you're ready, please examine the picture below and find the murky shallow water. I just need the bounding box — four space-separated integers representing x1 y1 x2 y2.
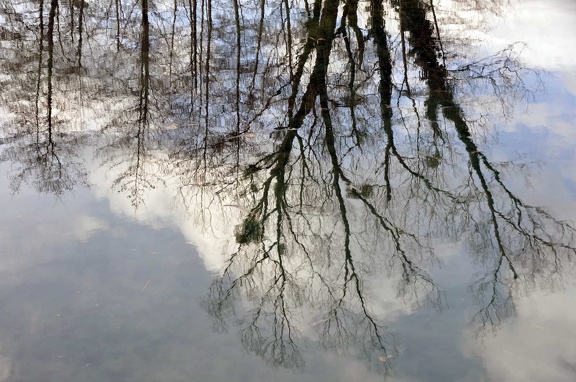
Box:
1 0 576 380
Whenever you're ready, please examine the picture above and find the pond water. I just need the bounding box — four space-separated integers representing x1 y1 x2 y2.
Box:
1 0 576 381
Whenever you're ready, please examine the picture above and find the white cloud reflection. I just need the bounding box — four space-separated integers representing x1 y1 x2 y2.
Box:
563 71 576 96
0 170 110 274
88 155 235 271
484 0 576 70
464 283 576 382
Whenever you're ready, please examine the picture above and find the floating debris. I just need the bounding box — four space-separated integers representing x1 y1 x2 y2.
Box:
378 355 394 362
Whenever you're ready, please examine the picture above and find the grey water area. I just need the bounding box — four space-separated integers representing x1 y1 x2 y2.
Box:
1 0 576 381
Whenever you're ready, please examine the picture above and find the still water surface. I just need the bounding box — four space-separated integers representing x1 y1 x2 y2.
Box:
1 0 576 380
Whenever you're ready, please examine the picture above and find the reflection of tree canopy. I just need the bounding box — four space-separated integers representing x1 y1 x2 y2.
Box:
1 0 575 375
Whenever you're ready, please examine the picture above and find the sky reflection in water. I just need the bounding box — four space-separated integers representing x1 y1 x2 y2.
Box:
0 0 576 381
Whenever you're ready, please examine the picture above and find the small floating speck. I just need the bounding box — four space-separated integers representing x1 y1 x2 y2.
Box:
378 355 393 362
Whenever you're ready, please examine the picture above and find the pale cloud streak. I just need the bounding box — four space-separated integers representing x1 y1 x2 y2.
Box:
463 283 576 382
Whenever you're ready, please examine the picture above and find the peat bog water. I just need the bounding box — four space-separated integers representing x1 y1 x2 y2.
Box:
1 0 576 381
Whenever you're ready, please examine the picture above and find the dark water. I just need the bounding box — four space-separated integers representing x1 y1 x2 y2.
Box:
1 0 576 380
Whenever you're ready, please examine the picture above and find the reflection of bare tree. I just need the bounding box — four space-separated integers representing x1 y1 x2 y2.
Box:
96 0 166 208
197 0 576 371
1 0 576 376
199 1 442 373
0 131 87 195
397 0 576 332
0 0 88 194
97 126 162 208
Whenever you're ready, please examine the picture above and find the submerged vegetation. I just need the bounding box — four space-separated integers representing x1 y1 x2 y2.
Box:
235 214 264 244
